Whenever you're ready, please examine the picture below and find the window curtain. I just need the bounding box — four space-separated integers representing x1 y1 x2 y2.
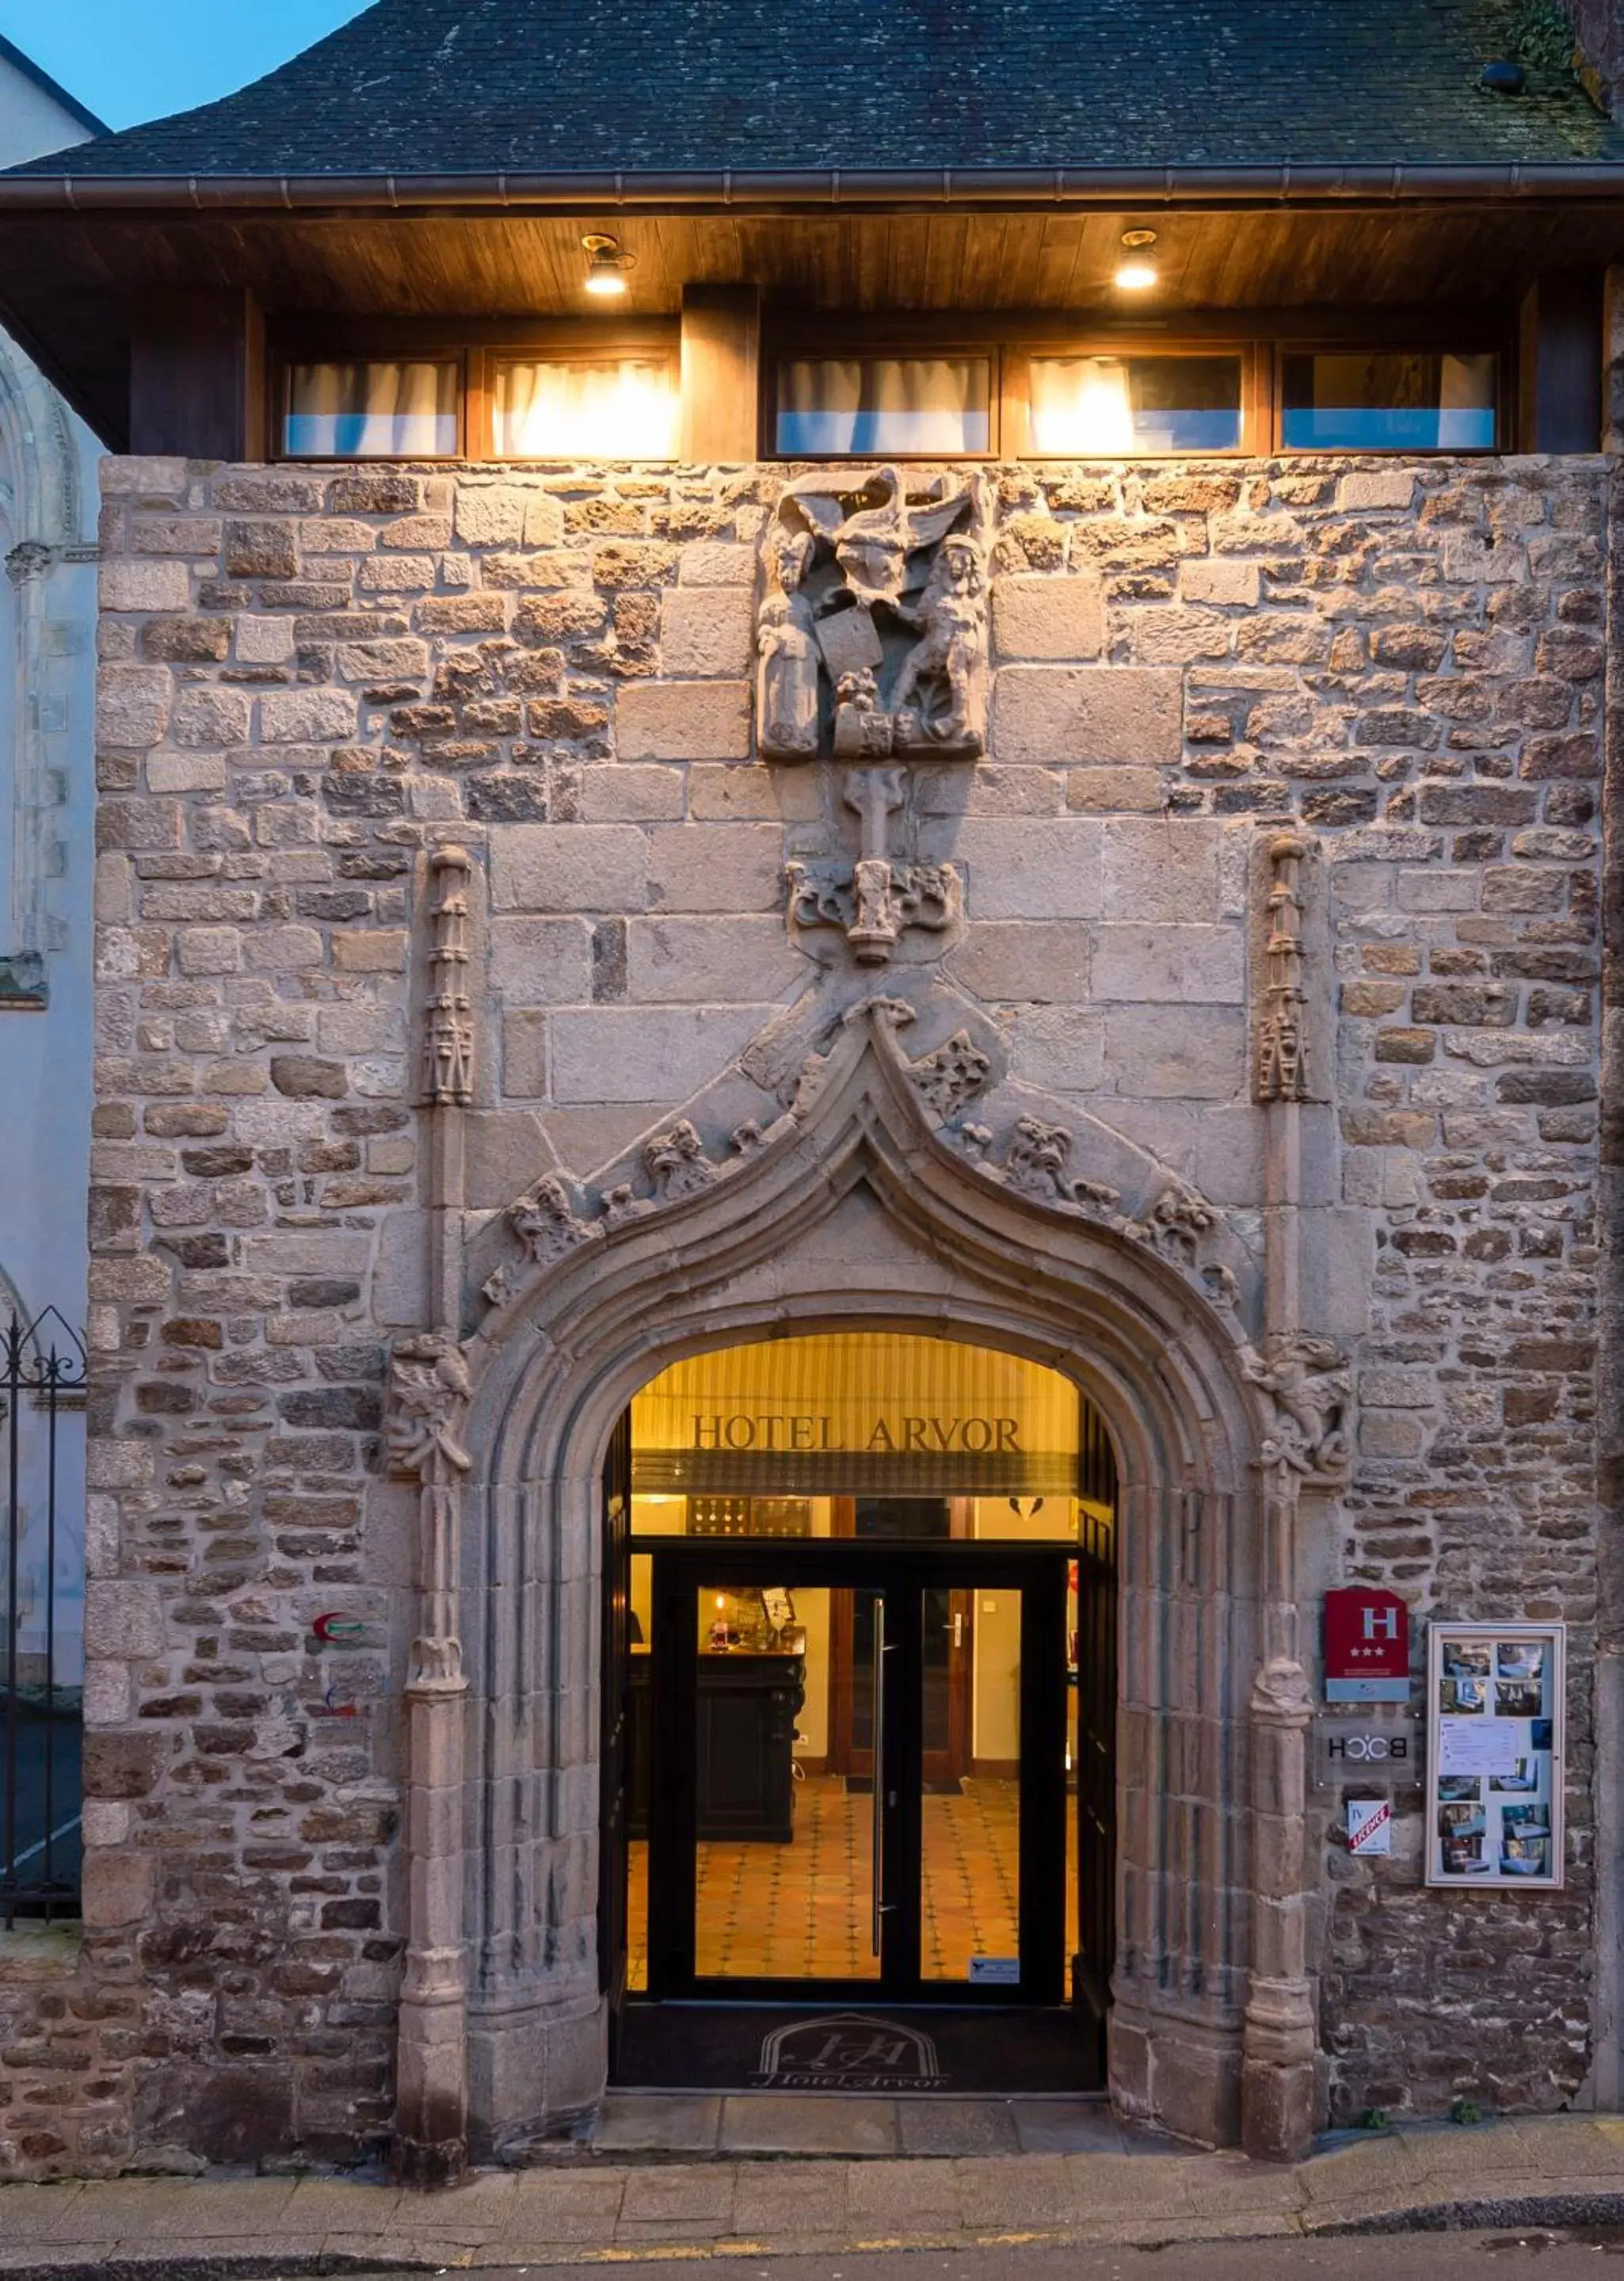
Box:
776 359 989 455
495 360 678 459
284 361 458 458
1030 357 1242 455
1029 358 1134 454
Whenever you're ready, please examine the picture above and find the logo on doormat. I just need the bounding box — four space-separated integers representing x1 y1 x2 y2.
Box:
753 2012 945 2091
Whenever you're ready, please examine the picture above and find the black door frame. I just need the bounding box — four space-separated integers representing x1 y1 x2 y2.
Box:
642 1538 1072 2008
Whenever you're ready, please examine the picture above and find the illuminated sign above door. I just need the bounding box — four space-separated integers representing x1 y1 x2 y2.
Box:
631 1331 1095 1496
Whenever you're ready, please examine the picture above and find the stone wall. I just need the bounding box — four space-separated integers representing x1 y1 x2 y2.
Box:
3 446 1603 2174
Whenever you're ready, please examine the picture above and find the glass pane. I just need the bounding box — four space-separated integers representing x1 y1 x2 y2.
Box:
693 1582 880 1979
1280 351 1496 452
776 357 990 455
495 358 677 458
921 1586 1021 1983
1030 356 1242 454
284 360 458 457
627 1551 651 1991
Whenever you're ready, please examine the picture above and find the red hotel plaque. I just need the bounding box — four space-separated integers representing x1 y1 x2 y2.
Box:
1324 1587 1412 1703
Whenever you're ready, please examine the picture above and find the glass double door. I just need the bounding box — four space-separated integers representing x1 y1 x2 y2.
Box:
641 1545 1068 2004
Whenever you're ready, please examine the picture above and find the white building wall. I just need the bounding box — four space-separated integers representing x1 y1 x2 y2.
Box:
0 52 101 1681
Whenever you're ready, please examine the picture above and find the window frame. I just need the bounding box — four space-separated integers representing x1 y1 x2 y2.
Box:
271 319 680 464
1270 338 1510 456
1005 337 1262 460
266 313 1520 466
278 349 468 465
471 338 682 462
764 339 1005 463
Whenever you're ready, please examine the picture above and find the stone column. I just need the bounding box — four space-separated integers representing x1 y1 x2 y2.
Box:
394 846 476 2187
1241 829 1318 2161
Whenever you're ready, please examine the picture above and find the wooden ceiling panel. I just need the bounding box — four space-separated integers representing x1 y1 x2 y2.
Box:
5 200 1623 442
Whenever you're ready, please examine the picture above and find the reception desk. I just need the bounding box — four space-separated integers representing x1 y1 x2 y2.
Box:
630 1650 805 1842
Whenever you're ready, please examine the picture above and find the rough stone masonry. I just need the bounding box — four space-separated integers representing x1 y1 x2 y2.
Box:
0 446 1608 2176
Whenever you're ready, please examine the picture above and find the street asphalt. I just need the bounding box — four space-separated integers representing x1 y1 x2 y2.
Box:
290 2240 1624 2280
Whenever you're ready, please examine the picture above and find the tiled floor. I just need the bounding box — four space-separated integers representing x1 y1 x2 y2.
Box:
629 1773 1072 1987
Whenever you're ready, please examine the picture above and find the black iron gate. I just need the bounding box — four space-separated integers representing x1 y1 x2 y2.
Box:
2 1310 87 1926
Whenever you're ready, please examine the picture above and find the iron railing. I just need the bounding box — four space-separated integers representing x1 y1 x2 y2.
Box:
2 1310 86 1926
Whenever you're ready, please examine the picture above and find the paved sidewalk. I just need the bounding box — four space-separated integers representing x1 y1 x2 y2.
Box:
4 2114 1624 2270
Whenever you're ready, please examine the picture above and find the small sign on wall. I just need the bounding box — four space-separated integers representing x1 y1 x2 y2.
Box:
1347 1799 1392 1857
1425 1622 1565 1890
1324 1587 1411 1702
1311 1715 1421 1791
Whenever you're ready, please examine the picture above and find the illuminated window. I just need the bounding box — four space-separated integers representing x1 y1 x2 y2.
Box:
776 358 991 456
1280 352 1497 452
1029 355 1242 455
284 360 459 457
494 358 678 459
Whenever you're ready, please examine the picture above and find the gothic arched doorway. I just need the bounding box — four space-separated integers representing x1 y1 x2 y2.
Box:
600 1329 1119 2095
449 999 1307 2163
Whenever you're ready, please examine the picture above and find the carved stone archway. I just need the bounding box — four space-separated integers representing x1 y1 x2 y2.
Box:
389 998 1328 2173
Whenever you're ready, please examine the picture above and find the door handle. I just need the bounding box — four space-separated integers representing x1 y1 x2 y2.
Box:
951 1612 964 1650
871 1598 894 1956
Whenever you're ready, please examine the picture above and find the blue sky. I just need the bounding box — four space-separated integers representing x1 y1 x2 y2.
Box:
2 2 368 132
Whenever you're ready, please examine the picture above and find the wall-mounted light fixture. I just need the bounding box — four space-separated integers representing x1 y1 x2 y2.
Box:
582 232 634 298
1113 228 1159 292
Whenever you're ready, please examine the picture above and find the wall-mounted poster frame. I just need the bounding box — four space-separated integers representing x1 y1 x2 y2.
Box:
1425 1621 1565 1890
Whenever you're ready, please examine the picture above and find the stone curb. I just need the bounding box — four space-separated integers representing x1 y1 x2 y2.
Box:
6 2189 1624 2276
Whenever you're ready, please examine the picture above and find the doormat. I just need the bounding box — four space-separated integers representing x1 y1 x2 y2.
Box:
614 2004 1102 2094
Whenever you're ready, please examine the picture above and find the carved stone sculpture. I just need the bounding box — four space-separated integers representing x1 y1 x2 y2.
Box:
1135 1181 1218 1270
785 855 963 968
510 1173 596 1268
890 531 989 752
908 1031 992 1121
997 1117 1119 1213
757 525 820 759
1241 1335 1352 1478
757 465 993 764
646 1120 719 1202
600 1182 653 1229
423 846 475 1107
1256 831 1312 1104
481 1261 522 1310
388 1333 475 1480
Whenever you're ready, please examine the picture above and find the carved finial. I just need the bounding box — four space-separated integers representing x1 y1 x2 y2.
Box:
424 845 475 1107
1256 831 1312 1104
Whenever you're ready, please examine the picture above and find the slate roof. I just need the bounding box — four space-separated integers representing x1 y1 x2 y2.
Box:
8 0 1624 180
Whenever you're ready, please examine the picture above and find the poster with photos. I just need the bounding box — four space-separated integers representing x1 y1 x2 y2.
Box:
1425 1623 1564 1889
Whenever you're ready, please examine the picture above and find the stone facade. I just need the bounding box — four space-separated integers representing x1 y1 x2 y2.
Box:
1 445 1608 2177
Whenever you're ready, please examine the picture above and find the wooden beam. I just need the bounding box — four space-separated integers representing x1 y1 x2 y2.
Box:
679 284 761 461
130 289 266 460
1519 272 1602 453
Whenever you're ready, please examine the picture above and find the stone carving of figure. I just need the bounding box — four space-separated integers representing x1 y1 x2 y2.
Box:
1242 1335 1353 1477
387 1333 474 1479
757 528 820 759
892 532 989 753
